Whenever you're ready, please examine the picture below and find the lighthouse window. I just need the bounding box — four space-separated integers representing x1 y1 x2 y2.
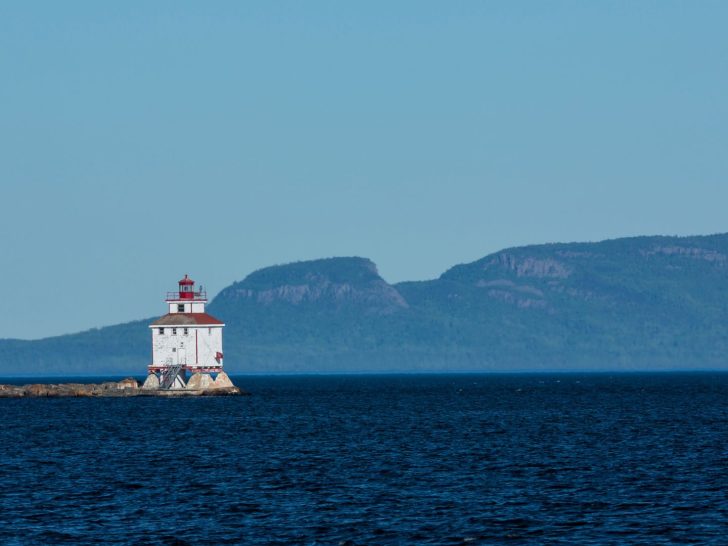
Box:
183 328 188 335
208 328 212 335
158 328 164 335
172 328 177 335
177 304 185 312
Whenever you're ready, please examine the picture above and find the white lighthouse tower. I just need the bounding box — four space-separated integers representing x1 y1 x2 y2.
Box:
144 275 233 391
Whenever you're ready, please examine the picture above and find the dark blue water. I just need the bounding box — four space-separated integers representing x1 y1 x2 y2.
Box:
1 373 727 545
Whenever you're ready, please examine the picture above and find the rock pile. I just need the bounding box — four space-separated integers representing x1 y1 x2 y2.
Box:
0 378 141 398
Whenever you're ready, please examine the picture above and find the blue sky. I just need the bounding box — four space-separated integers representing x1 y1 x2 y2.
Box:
2 1 727 339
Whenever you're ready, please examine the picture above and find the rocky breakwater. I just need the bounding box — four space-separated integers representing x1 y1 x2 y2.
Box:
0 374 245 398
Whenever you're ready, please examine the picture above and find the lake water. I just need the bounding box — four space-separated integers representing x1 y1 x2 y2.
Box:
1 373 727 544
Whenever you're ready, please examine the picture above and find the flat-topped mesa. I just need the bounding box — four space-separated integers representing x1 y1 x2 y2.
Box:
212 257 408 314
143 274 241 394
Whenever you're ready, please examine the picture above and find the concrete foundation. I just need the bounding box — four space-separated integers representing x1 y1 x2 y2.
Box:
140 370 240 394
213 371 234 388
186 372 214 390
142 374 160 390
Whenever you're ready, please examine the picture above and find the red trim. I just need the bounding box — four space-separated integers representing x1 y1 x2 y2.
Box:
166 291 207 301
147 365 223 373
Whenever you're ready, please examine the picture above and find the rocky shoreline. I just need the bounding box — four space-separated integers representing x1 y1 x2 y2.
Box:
0 375 246 398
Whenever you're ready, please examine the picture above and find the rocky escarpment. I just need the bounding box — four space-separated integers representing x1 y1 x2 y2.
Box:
211 257 408 315
0 377 244 397
436 235 728 313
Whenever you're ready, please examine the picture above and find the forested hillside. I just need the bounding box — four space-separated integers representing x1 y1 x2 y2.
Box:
3 234 728 376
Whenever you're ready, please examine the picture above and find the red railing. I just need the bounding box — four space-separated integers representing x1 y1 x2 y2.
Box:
165 291 207 301
148 364 222 373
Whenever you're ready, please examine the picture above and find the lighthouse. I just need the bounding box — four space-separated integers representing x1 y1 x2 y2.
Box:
144 275 234 391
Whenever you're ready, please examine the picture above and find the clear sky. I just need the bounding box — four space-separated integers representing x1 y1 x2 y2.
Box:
1 1 727 339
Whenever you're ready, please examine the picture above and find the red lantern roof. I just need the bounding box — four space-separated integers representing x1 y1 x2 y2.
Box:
179 274 195 286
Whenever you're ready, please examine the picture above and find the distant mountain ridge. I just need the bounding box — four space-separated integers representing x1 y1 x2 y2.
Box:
214 257 408 313
3 234 728 376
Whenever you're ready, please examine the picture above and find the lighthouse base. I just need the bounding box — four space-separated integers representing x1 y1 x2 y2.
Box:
0 378 246 397
142 369 238 394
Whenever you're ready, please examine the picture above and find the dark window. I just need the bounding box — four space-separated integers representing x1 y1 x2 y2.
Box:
172 328 177 335
158 328 164 335
183 328 188 335
177 304 185 312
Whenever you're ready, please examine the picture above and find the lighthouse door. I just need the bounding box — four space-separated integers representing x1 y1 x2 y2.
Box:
177 348 187 365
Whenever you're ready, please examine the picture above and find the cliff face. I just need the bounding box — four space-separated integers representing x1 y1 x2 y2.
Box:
212 257 407 314
4 234 728 376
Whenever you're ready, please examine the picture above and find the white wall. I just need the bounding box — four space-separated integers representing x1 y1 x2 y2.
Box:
167 301 208 314
196 326 223 367
151 325 223 368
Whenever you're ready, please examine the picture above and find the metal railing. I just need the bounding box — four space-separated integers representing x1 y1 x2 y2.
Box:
165 291 207 300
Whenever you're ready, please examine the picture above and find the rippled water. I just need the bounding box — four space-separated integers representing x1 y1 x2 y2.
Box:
1 373 727 544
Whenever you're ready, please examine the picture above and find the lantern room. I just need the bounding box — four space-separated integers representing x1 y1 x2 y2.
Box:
178 274 195 299
165 275 208 314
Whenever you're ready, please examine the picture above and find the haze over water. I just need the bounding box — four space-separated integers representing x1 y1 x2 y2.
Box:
1 373 726 544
